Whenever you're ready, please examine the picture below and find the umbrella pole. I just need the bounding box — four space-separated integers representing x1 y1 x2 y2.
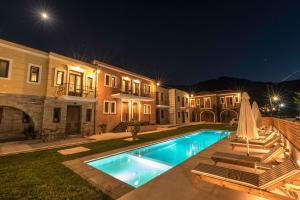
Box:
247 138 250 156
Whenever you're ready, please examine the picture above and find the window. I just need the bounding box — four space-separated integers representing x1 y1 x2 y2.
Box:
204 97 211 108
53 108 61 123
0 58 11 79
104 74 110 87
86 109 92 122
104 101 110 114
23 112 30 123
27 64 42 84
197 99 200 106
110 101 116 114
177 96 180 102
87 77 93 90
177 112 181 118
161 109 164 118
160 93 164 101
190 99 195 107
143 104 151 114
56 70 64 85
220 97 225 104
111 76 117 88
234 96 239 103
186 98 188 104
103 101 116 114
0 107 3 124
144 84 151 94
186 112 189 118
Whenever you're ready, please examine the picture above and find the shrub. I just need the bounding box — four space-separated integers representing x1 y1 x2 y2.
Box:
23 125 36 139
99 123 107 133
131 122 140 140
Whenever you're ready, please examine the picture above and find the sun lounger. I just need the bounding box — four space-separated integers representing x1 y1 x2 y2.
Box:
231 135 281 149
211 145 285 168
192 158 300 190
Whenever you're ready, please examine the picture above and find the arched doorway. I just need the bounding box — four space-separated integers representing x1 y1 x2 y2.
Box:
220 110 238 123
0 106 34 142
200 110 215 123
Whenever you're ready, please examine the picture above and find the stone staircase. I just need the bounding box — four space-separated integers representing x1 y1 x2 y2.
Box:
112 122 128 133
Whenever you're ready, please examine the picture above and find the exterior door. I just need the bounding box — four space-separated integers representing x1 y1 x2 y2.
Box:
66 106 81 135
156 109 160 124
68 71 83 96
122 102 129 122
132 102 139 121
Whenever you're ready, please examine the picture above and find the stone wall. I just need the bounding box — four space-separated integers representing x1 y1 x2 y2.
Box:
42 97 96 137
0 93 44 133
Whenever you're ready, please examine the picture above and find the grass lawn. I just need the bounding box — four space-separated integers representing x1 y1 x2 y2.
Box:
0 124 236 200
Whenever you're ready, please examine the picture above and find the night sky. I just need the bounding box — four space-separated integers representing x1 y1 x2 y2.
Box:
1 0 300 85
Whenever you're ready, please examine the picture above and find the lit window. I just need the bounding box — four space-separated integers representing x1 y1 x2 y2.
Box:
0 59 10 78
28 64 41 84
143 104 151 114
56 71 64 85
144 84 151 94
190 99 195 106
197 99 200 105
87 77 93 90
220 97 225 104
86 109 92 122
111 76 117 88
53 108 61 123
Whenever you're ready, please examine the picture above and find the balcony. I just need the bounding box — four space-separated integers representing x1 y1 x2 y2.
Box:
55 83 96 101
111 88 155 101
156 99 169 106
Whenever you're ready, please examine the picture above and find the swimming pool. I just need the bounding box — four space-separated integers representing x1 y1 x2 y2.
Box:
86 130 229 188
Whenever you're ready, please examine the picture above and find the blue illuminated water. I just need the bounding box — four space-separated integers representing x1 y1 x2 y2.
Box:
87 130 229 188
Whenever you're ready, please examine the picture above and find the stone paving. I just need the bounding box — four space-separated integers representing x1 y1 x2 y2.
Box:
0 126 178 156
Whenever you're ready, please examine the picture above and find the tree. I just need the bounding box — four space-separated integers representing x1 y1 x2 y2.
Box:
294 91 300 105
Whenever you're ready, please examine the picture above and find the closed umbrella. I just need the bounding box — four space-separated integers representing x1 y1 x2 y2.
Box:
252 101 262 128
236 92 259 155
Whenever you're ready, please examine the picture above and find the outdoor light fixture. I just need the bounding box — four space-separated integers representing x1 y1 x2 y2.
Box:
156 82 160 86
280 103 285 108
273 96 279 101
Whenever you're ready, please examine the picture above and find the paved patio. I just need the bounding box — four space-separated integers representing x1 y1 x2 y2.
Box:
64 130 285 200
0 126 179 156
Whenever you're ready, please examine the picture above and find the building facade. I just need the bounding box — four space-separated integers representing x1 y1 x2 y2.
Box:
155 86 170 124
0 39 98 141
190 90 241 123
0 38 241 141
168 88 190 125
93 60 157 132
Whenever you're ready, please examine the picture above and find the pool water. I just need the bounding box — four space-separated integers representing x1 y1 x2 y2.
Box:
87 130 229 188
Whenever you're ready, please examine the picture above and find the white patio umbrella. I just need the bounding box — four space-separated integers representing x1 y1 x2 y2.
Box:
252 101 262 128
236 92 259 155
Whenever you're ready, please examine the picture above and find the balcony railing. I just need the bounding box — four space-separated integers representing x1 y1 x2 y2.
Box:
156 99 169 105
112 88 155 98
55 83 95 98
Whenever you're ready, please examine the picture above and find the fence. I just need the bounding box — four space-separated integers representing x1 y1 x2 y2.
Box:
262 117 300 151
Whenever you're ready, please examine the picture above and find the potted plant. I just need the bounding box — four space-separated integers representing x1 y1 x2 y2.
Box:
99 123 107 134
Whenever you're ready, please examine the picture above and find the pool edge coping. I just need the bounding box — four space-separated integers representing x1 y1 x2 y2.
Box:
62 129 233 199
